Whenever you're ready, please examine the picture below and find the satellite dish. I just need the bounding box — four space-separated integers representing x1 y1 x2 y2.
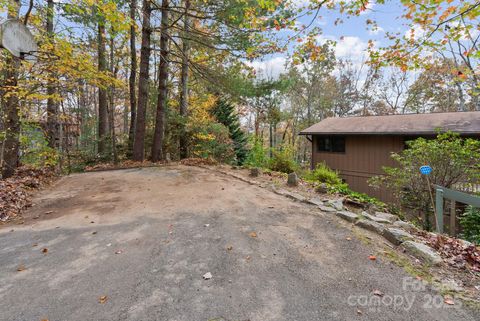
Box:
0 19 38 62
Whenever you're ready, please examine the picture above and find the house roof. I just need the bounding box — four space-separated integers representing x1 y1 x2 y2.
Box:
299 111 480 136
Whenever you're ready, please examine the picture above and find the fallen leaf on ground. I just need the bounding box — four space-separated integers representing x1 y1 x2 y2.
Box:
346 237 352 241
246 255 251 261
17 265 26 272
115 250 123 254
373 289 384 297
249 232 257 238
99 295 108 304
368 255 376 261
0 167 55 223
357 309 363 315
42 248 48 254
203 272 212 280
226 245 233 251
444 297 455 305
204 224 210 227
92 231 97 235
44 211 53 215
415 230 480 272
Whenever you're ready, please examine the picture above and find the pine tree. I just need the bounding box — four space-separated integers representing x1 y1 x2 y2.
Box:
211 99 248 165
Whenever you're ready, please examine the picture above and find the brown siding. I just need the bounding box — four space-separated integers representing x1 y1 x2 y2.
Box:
312 135 404 203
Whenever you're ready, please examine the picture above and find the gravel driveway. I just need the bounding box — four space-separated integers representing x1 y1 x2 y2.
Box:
0 166 476 321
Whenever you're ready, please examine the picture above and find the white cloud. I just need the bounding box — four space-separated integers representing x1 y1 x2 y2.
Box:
368 26 384 35
247 56 287 79
316 35 370 61
335 36 368 58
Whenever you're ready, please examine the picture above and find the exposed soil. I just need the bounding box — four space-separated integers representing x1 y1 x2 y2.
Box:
0 165 478 321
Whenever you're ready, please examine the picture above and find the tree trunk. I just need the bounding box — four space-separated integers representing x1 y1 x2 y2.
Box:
269 122 273 158
46 0 57 148
127 0 137 153
132 0 152 161
151 0 169 162
178 0 190 159
109 30 118 165
1 0 21 179
97 22 108 155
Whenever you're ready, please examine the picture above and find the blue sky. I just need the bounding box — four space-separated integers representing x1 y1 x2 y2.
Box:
250 1 409 78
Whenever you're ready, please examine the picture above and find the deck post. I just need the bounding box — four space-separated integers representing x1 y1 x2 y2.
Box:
449 200 456 236
435 188 444 234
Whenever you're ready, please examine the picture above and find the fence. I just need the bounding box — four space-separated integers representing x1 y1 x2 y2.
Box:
452 182 480 194
435 185 480 235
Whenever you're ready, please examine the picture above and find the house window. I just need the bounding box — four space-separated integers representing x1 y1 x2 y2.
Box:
317 136 345 153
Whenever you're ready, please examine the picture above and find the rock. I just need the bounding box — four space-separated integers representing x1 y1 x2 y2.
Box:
315 183 329 194
345 198 365 208
460 239 474 248
374 212 398 223
307 197 324 206
393 220 418 233
336 211 359 223
440 279 464 292
273 188 289 196
361 211 391 224
286 192 307 202
356 219 385 235
402 241 442 266
287 172 299 187
275 189 306 202
383 228 414 245
327 199 344 211
202 272 213 280
319 205 337 213
250 168 261 177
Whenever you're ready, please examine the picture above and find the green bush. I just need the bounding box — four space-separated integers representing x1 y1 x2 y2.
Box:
328 183 386 208
244 138 268 168
190 122 235 163
304 162 343 185
370 132 480 230
210 98 248 165
268 146 298 174
20 123 58 168
460 206 480 244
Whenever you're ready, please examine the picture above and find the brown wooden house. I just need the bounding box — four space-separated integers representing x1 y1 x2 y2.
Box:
300 111 480 203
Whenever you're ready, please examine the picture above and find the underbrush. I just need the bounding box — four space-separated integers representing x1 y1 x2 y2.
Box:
327 183 386 208
303 162 343 186
303 162 385 208
267 147 298 174
460 206 480 244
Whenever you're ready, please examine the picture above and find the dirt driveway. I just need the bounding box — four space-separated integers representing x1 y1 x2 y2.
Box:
0 166 476 321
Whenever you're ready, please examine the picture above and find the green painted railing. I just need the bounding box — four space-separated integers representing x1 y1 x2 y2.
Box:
435 185 480 234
